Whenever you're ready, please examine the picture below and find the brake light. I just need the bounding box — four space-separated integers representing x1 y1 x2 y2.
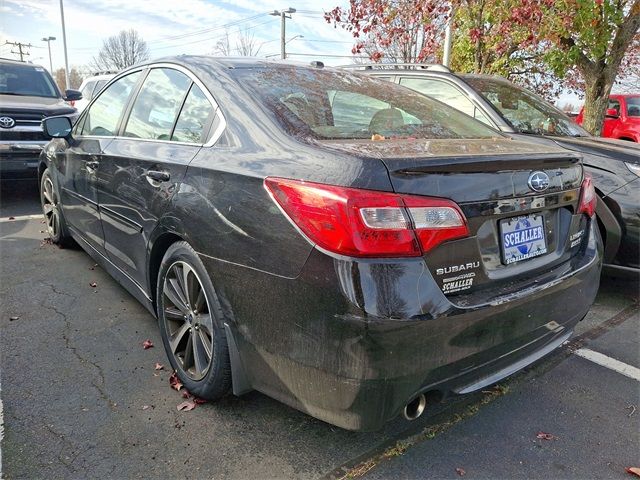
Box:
578 174 596 217
264 177 469 257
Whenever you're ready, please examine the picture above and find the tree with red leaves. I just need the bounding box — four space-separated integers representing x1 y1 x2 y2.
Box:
325 0 640 135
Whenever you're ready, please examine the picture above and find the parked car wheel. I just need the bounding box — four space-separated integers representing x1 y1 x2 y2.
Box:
40 168 72 245
157 241 231 399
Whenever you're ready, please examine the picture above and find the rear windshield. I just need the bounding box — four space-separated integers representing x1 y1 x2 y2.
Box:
464 77 590 137
233 67 500 140
0 63 60 98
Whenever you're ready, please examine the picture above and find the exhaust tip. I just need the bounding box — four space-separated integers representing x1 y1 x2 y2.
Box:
403 393 427 421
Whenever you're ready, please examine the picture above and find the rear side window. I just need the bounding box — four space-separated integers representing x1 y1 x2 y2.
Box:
80 71 141 137
124 68 191 140
399 77 492 125
172 84 215 143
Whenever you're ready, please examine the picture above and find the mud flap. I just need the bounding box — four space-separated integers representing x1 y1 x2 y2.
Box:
224 322 253 396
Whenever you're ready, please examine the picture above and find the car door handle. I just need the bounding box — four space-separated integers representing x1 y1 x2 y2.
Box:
145 170 171 183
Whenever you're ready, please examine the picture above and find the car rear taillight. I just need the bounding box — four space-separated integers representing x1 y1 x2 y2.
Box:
577 174 597 217
264 177 469 257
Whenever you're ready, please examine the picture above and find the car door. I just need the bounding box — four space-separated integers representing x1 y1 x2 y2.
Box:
602 97 622 138
60 70 143 255
97 66 216 291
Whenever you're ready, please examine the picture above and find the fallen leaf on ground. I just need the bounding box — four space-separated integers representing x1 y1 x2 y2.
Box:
626 467 640 477
177 400 196 412
9 316 19 321
8 216 15 220
142 339 154 349
89 282 97 288
536 431 557 440
154 362 164 370
169 371 183 391
181 389 191 399
455 467 466 476
193 397 207 405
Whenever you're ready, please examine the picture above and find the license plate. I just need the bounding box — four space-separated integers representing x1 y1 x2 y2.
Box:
500 214 547 265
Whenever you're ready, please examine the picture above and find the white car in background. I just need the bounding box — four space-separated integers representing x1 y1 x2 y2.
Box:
75 71 116 112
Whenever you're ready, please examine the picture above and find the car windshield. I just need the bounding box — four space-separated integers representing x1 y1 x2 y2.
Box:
0 63 60 98
233 67 501 141
464 77 590 137
626 97 640 117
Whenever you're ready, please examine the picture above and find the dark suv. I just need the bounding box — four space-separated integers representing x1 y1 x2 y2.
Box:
354 65 639 274
0 58 81 178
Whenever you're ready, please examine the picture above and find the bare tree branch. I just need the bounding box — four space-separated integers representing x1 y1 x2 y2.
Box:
91 29 150 71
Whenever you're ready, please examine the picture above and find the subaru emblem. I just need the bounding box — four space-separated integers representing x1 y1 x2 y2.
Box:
528 171 550 192
0 116 16 129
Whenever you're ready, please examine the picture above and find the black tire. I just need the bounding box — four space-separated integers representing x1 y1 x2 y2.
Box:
40 167 73 246
156 241 231 400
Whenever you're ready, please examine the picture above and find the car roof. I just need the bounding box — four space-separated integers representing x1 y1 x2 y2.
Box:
0 57 47 69
136 55 329 73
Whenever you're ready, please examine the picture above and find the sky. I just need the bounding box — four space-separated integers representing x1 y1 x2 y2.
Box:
0 0 584 106
0 0 359 70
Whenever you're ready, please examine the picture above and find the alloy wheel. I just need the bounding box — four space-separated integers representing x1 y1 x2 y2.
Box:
162 261 214 381
42 177 59 239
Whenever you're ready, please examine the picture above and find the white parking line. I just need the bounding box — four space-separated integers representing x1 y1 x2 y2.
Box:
575 348 640 381
0 214 42 223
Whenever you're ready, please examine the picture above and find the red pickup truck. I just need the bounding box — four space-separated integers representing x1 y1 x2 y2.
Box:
576 94 640 142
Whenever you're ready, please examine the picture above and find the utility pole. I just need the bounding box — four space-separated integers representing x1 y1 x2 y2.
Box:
5 41 32 62
41 36 56 72
269 8 296 59
442 6 455 68
59 0 70 90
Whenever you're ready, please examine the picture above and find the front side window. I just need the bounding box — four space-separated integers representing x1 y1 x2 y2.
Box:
80 71 141 137
465 77 590 137
0 63 59 98
80 81 96 101
172 84 215 143
399 77 492 125
608 98 621 115
233 67 500 140
124 68 191 141
626 97 640 117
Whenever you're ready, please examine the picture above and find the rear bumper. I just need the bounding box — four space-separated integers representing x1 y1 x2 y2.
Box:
0 141 46 177
201 217 602 430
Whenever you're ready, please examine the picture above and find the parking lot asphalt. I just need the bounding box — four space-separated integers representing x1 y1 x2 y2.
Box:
1 179 638 479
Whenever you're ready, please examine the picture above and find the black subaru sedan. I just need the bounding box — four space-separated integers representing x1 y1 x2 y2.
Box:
39 57 602 431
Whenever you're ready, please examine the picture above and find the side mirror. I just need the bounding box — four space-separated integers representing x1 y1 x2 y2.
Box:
605 108 619 118
42 116 73 139
64 89 83 102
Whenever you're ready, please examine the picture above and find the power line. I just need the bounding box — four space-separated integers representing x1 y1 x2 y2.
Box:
151 18 278 51
66 12 273 52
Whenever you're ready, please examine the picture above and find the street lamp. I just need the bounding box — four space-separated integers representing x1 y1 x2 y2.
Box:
41 36 56 73
269 7 296 59
286 34 304 44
